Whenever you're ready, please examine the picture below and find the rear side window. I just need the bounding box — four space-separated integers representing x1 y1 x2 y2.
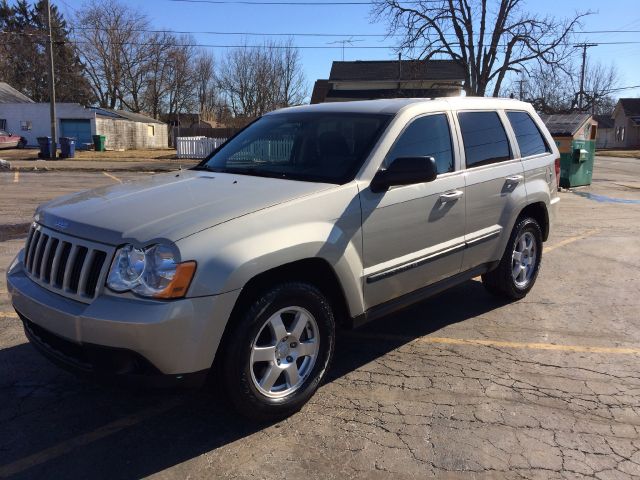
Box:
507 111 550 157
386 113 454 174
458 111 511 168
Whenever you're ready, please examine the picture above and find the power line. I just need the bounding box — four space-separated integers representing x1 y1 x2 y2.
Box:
3 26 640 39
2 30 640 48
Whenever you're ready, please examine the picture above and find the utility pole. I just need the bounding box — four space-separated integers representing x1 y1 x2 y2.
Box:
575 43 597 111
515 79 526 101
46 0 57 159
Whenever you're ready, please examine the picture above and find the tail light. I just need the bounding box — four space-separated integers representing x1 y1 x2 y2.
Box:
554 157 561 188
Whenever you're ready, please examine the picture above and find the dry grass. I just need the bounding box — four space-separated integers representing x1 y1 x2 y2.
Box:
0 147 177 162
597 149 640 159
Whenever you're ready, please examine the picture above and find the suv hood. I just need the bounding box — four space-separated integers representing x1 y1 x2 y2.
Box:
37 170 333 245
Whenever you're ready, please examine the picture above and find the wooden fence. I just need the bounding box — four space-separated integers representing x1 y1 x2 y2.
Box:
176 137 227 159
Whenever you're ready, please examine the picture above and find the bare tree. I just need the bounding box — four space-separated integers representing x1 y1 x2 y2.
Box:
277 38 307 108
193 50 219 120
165 35 198 116
141 32 175 118
510 60 619 114
75 0 148 109
374 0 589 97
217 40 307 120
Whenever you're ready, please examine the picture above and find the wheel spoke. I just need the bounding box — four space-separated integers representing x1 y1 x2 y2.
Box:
512 251 522 263
519 236 527 251
284 364 300 387
269 315 288 341
517 265 526 282
259 365 281 391
290 310 310 339
297 340 316 357
252 345 275 363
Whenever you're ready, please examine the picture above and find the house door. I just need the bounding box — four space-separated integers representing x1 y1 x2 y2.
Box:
60 119 92 145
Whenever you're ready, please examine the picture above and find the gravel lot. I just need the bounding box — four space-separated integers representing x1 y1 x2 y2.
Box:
1 156 639 479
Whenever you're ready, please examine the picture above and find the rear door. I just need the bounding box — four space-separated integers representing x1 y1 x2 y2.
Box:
456 110 527 271
506 110 556 207
361 112 466 308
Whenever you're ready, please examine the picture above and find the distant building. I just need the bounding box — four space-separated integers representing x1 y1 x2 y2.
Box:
0 82 34 106
310 60 465 104
0 83 167 150
593 115 615 148
610 98 640 148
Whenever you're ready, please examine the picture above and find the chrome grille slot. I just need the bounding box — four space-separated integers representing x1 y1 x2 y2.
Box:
22 224 115 303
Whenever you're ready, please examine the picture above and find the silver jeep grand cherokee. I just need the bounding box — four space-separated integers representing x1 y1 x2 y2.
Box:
8 98 559 420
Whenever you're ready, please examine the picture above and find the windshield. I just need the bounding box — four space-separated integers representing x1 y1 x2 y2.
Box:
198 112 391 184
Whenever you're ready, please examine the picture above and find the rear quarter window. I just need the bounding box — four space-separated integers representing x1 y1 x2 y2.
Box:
458 111 511 168
507 111 550 158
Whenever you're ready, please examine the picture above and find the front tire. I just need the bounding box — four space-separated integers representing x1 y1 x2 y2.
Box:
221 282 335 421
482 217 543 300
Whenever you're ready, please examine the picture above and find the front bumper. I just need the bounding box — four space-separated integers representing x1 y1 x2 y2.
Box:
7 252 240 384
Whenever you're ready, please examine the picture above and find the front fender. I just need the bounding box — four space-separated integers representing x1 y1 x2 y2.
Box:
176 184 366 317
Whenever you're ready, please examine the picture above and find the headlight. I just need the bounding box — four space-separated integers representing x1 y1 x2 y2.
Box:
107 243 196 299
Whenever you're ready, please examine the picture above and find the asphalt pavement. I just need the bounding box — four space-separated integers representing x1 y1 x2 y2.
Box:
0 156 639 479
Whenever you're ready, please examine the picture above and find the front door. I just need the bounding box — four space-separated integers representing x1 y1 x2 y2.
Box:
456 110 527 270
361 112 466 309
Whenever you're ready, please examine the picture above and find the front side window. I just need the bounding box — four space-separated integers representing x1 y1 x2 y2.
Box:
386 113 454 174
507 111 550 158
458 111 511 168
200 112 391 184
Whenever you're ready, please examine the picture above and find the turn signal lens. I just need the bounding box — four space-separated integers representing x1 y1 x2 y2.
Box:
153 261 197 299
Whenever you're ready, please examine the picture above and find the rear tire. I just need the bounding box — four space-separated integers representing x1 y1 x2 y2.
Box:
220 282 335 421
482 217 543 300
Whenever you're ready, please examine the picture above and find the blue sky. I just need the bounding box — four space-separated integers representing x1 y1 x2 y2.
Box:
56 0 639 100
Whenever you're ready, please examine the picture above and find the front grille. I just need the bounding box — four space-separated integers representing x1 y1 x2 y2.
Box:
23 224 114 303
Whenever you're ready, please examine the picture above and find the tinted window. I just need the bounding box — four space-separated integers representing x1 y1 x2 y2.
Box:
201 113 391 184
386 114 454 174
458 111 511 167
507 111 549 157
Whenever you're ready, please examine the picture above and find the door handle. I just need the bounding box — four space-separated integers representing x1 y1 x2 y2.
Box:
505 174 523 184
439 190 464 203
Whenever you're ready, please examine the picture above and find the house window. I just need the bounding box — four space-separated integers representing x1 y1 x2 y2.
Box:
148 125 155 136
0 119 6 130
20 120 32 131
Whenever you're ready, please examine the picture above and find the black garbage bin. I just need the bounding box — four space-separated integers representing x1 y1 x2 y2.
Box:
37 137 56 159
59 137 76 159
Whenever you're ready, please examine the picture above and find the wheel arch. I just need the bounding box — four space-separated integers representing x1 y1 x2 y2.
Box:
229 258 351 328
519 201 549 241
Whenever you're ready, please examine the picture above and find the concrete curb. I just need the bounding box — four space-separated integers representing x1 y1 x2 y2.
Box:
0 223 30 242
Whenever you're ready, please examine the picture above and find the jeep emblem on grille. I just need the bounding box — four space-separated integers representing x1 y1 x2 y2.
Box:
55 219 69 230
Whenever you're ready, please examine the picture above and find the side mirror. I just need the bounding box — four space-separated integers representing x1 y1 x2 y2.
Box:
370 156 438 193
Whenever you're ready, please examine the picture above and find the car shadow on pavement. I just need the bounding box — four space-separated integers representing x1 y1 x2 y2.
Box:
0 279 509 479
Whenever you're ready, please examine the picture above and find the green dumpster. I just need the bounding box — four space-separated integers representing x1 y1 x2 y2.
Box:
539 113 597 188
558 138 595 188
92 135 106 152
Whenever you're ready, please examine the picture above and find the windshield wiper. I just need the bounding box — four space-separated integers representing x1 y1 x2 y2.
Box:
223 167 290 179
191 164 216 171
